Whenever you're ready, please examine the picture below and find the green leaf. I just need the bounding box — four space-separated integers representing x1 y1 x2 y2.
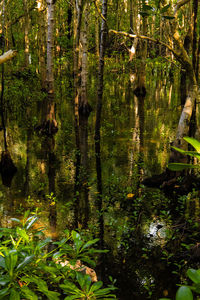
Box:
9 288 20 300
10 218 21 224
60 280 82 294
21 286 38 300
42 290 60 300
64 296 82 300
168 163 199 171
36 238 51 250
16 255 35 270
81 238 99 251
5 250 18 275
16 227 29 242
26 216 38 230
0 287 9 299
90 281 103 292
72 231 81 241
161 4 170 13
171 145 200 159
176 286 193 300
162 15 175 19
184 137 200 152
142 4 154 11
0 276 10 286
139 11 150 16
0 256 6 269
187 269 200 284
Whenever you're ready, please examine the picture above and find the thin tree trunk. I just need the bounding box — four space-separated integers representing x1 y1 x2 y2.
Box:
95 9 100 57
79 1 91 116
73 0 84 228
94 0 107 268
23 0 30 67
46 0 54 94
37 0 46 89
130 0 133 32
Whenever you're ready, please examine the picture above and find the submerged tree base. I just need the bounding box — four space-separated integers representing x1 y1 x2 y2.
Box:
35 119 58 137
79 102 92 117
133 86 146 97
0 150 17 187
142 170 200 195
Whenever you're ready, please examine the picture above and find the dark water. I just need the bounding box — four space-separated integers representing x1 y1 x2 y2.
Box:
0 60 193 299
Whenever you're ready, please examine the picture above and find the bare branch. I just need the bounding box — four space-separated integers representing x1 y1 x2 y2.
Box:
93 0 107 23
109 29 178 56
0 50 17 64
173 0 191 16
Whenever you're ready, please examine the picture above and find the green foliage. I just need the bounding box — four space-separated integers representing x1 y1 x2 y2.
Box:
159 268 200 299
0 211 116 299
168 137 200 171
60 273 116 299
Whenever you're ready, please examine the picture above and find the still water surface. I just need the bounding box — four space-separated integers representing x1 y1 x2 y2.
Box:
0 61 187 299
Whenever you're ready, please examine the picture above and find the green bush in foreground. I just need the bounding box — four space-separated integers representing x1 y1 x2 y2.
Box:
0 211 116 299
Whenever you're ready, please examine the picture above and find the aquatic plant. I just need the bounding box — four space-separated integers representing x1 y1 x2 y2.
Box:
0 211 116 299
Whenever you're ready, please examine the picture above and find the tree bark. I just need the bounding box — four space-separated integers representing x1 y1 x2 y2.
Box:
37 0 46 89
23 0 30 67
46 0 54 94
95 0 107 261
79 1 91 116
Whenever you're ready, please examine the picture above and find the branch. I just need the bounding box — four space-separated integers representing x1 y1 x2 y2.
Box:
93 0 107 23
0 50 17 65
109 29 178 56
173 0 191 16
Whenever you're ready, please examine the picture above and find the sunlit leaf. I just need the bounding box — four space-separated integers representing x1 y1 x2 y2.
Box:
16 255 35 270
187 269 200 284
21 286 38 300
5 250 18 275
168 163 199 171
0 256 6 269
171 146 200 158
10 218 21 223
81 239 99 251
16 227 29 242
90 281 103 292
176 286 193 300
127 193 134 198
9 288 20 300
0 276 9 286
0 287 9 298
184 137 200 152
26 216 38 230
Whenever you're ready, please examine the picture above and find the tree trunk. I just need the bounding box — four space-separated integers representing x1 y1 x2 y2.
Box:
23 0 30 67
79 1 92 116
95 0 107 265
95 9 100 57
37 0 46 89
46 0 54 94
73 0 84 227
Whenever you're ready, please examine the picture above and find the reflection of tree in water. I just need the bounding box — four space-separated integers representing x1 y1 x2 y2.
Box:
36 88 58 247
0 57 17 187
73 100 90 228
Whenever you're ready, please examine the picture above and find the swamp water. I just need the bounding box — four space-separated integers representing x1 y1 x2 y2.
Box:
0 60 198 299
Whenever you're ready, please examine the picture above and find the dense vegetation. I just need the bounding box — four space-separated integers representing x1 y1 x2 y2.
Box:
0 0 200 299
